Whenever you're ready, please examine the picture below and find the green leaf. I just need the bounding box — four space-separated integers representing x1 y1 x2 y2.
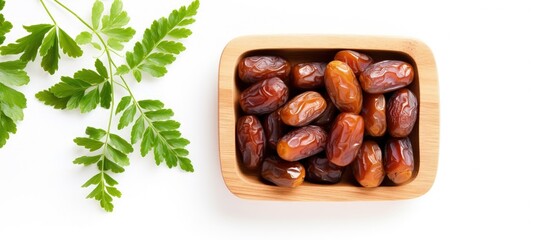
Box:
152 120 180 131
74 69 105 84
0 24 54 62
85 126 106 140
91 42 102 50
1 102 24 121
116 96 131 114
140 127 155 157
0 82 26 109
75 31 92 45
118 104 136 129
179 157 194 172
108 133 133 154
49 77 90 98
82 173 102 187
122 0 199 80
102 27 135 42
92 0 104 30
130 116 145 144
160 130 181 139
100 83 112 109
144 109 174 121
145 53 175 66
106 186 121 198
35 90 68 110
95 59 108 79
66 92 83 110
79 87 100 113
0 61 29 87
167 137 190 148
106 144 129 166
74 137 104 151
103 173 118 186
103 158 125 173
0 112 17 148
107 38 123 51
0 0 13 45
138 100 164 110
73 155 102 166
58 28 83 58
116 65 129 75
39 28 59 75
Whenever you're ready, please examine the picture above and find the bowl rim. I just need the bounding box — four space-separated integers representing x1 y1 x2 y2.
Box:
218 35 439 201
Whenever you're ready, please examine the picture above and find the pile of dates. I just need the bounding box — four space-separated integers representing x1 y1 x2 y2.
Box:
236 50 418 188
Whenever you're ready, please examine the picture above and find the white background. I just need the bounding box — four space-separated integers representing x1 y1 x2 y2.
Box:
1 0 548 239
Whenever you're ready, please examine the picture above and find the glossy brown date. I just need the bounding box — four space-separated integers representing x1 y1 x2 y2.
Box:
334 50 373 75
306 155 344 184
361 93 386 137
238 56 291 83
239 77 289 115
359 60 414 94
324 60 362 114
261 156 305 187
279 91 327 127
385 137 414 185
353 141 385 187
263 110 284 150
236 115 266 170
277 125 327 162
327 113 364 167
291 62 326 89
387 88 418 137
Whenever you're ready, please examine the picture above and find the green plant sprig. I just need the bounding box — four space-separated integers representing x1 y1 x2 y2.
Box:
0 0 198 211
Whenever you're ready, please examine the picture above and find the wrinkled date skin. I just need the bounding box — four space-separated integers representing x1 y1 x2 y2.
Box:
236 115 266 170
361 94 387 137
324 60 363 114
263 110 284 150
238 56 291 83
327 113 364 167
261 156 305 187
239 77 289 115
277 125 327 162
353 141 385 187
334 50 373 75
359 60 414 94
291 62 327 89
306 155 344 184
280 91 327 127
387 88 418 137
314 95 338 126
385 137 414 185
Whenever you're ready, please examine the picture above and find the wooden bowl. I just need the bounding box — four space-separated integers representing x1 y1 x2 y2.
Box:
218 35 439 200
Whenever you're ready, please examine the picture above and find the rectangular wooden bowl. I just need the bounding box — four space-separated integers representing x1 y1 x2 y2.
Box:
218 35 439 200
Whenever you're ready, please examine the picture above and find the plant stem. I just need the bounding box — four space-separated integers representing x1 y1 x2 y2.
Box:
39 0 57 25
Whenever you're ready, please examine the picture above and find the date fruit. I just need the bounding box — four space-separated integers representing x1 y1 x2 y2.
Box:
387 88 418 137
359 60 414 94
306 155 344 184
238 56 291 83
236 115 266 170
325 60 363 114
353 141 384 187
327 113 364 167
277 125 327 162
280 91 327 127
240 77 289 115
334 50 373 75
361 93 386 137
385 137 414 185
291 62 326 89
263 110 284 150
261 156 306 187
314 94 338 126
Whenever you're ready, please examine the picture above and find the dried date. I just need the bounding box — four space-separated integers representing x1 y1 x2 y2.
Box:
261 156 306 187
334 50 373 75
387 88 418 137
277 125 327 162
326 113 364 167
306 155 344 184
279 91 327 127
385 137 414 185
239 77 289 115
236 115 266 170
238 56 291 83
263 110 284 150
291 62 326 89
359 60 414 94
361 93 386 137
353 140 385 187
324 60 362 114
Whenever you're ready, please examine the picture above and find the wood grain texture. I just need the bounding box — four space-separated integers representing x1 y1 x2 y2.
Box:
218 35 439 201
